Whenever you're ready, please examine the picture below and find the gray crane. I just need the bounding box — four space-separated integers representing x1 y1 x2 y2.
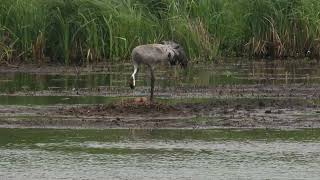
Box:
129 41 188 102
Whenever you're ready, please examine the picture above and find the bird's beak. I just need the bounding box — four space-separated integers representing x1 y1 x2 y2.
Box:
180 62 188 69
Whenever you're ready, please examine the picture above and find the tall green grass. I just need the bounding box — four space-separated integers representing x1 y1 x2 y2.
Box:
1 0 320 64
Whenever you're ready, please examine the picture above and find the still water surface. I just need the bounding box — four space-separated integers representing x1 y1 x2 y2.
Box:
1 128 320 179
1 60 320 105
1 60 320 93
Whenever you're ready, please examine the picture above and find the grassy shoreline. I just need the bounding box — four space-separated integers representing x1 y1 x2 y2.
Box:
1 0 320 65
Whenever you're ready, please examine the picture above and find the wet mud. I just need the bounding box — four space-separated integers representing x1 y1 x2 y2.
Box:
0 61 320 129
1 97 319 129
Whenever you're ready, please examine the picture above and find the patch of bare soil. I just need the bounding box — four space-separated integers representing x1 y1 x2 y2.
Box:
40 97 319 129
63 98 186 117
0 97 319 129
61 98 315 116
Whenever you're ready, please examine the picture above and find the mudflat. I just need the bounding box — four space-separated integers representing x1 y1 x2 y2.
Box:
0 60 319 129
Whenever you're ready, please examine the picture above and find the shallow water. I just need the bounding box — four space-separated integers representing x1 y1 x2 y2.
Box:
0 95 117 105
1 60 320 92
0 128 320 179
1 61 319 179
1 60 320 105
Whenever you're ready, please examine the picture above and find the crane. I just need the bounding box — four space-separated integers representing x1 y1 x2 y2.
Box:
129 41 188 102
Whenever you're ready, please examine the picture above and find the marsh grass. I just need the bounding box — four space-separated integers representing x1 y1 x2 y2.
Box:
1 0 320 64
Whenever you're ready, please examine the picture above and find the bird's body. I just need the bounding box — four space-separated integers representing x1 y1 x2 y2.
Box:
132 44 176 65
129 41 188 102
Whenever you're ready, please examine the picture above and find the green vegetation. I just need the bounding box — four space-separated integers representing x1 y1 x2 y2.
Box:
1 0 320 64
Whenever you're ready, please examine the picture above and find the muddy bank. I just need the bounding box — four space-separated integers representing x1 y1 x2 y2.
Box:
1 60 320 129
1 98 319 129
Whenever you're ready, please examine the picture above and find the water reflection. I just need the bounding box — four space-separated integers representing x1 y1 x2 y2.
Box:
1 60 320 93
0 96 116 105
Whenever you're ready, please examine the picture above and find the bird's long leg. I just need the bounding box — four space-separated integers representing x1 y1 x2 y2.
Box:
150 67 155 102
130 63 138 89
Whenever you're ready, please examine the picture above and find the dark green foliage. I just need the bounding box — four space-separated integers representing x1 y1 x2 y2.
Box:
1 0 320 64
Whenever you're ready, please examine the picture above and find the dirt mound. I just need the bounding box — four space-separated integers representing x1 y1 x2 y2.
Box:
62 98 184 117
61 97 317 117
2 97 319 129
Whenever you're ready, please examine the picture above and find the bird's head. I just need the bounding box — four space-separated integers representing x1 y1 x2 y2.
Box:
176 46 188 69
161 40 188 69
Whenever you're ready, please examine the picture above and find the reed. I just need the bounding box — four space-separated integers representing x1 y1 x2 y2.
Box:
1 0 320 64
